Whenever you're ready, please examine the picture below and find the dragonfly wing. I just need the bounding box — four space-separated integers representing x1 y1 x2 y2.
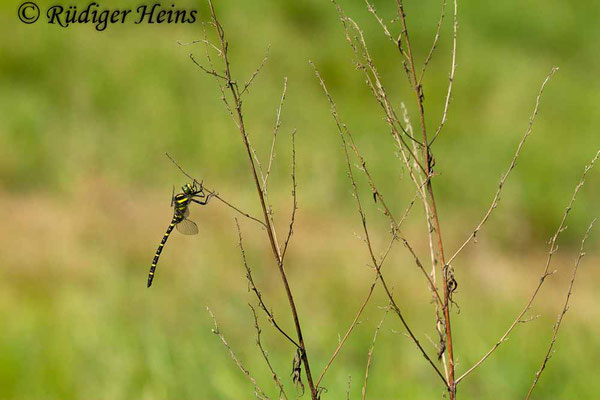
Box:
176 218 198 235
183 207 190 218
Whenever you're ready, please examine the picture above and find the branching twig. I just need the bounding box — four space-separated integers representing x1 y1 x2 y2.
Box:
392 0 457 394
525 219 596 399
204 2 317 397
250 305 289 400
190 53 228 81
364 0 408 60
206 307 270 400
428 0 458 145
456 149 600 384
312 63 448 388
447 67 559 266
236 220 300 349
264 78 288 190
241 45 271 97
418 0 447 85
314 190 418 388
362 303 391 400
336 2 427 160
281 128 297 262
177 38 223 55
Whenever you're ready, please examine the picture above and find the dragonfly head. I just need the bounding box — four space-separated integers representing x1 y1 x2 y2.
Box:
182 180 202 195
182 183 194 195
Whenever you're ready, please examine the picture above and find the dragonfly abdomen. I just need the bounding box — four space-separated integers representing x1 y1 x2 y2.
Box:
147 217 177 287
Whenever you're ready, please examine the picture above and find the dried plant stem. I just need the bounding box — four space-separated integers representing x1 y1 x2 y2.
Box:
205 2 317 397
281 129 297 262
207 307 270 400
250 305 289 400
236 220 300 349
312 61 447 386
241 45 271 96
429 0 458 145
456 149 600 384
362 303 391 400
418 0 447 84
447 67 559 266
264 78 288 190
525 219 596 399
404 104 450 379
314 191 417 388
394 0 456 395
314 60 447 386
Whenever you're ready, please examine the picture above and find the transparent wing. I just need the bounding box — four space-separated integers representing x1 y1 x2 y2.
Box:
176 218 198 235
183 207 190 218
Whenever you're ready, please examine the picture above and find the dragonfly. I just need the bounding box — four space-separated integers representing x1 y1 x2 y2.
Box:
148 180 212 287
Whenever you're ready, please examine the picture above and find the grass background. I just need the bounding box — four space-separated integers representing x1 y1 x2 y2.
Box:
1 0 599 398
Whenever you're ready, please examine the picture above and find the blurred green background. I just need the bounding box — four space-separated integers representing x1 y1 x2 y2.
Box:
1 0 599 398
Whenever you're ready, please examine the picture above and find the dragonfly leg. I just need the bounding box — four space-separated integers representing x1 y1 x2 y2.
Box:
192 192 214 205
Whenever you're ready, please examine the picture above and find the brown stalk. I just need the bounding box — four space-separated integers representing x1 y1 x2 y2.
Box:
403 104 449 379
394 0 457 395
205 2 317 397
447 67 559 267
206 307 270 400
250 305 289 400
525 219 596 399
313 64 448 387
362 303 391 400
429 0 458 146
314 189 418 388
418 0 448 85
236 220 300 349
456 149 600 384
313 62 447 386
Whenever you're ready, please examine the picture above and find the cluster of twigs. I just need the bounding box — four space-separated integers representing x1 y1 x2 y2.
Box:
170 1 598 399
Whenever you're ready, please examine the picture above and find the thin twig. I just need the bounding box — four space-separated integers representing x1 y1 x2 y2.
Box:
281 128 298 262
313 63 448 387
405 103 449 380
250 305 289 400
265 78 288 190
201 22 237 126
241 45 271 97
336 1 427 158
447 67 559 267
315 191 418 388
346 376 352 400
177 38 223 55
427 0 457 146
364 0 408 60
456 149 600 384
393 0 457 394
362 303 391 400
418 0 447 85
206 307 270 400
525 219 596 399
203 3 318 396
190 53 228 81
236 219 300 349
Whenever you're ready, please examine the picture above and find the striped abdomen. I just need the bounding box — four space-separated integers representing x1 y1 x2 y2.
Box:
148 216 180 287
